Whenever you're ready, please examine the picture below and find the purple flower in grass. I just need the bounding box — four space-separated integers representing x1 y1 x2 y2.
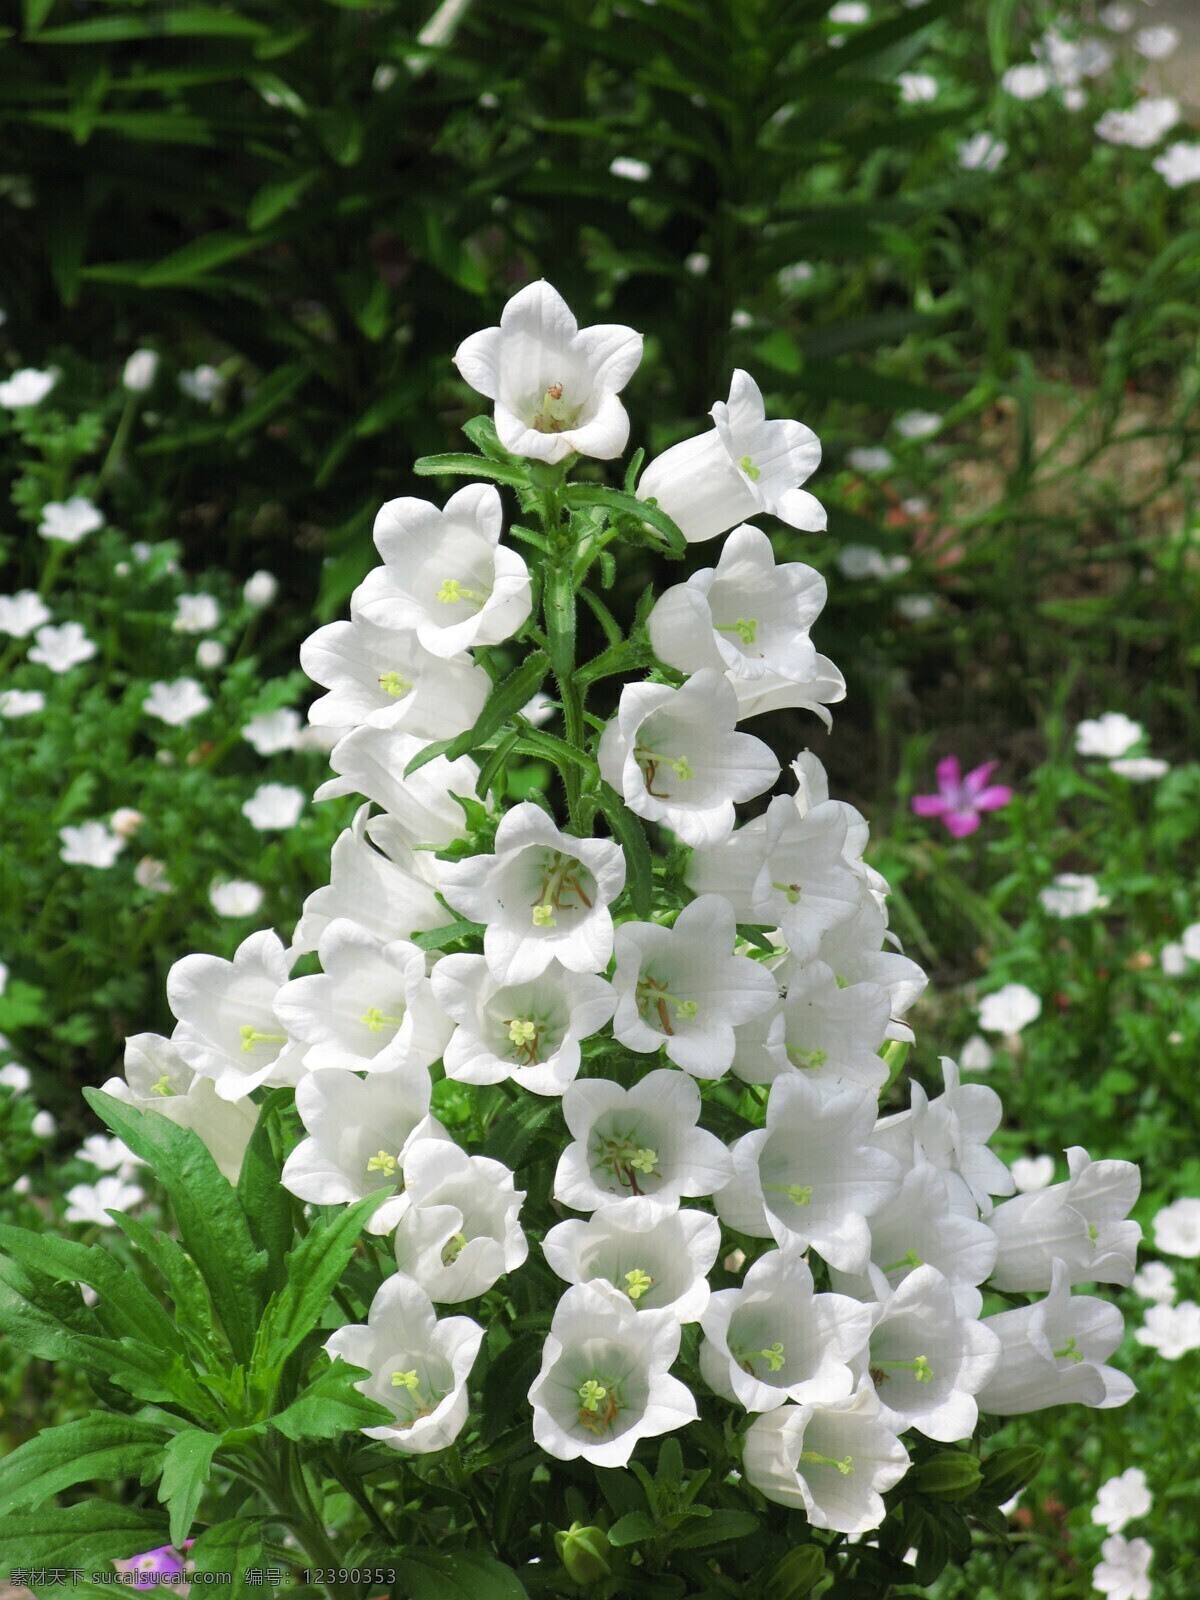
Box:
912 756 1012 838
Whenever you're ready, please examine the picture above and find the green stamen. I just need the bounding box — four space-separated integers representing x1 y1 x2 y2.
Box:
578 1378 607 1412
361 1006 405 1033
676 999 699 1020
771 880 803 904
441 1231 469 1267
715 616 759 645
739 454 761 482
787 1045 828 1070
765 1181 813 1207
367 1150 397 1177
435 577 489 607
1054 1338 1084 1364
532 902 557 926
624 1268 654 1301
801 1450 854 1476
880 1248 923 1274
391 1369 420 1391
239 1023 286 1053
630 1147 659 1174
873 1354 932 1383
150 1074 173 1096
378 671 412 698
738 1341 786 1374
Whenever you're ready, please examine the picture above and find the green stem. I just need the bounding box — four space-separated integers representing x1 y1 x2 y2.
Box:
544 562 584 828
324 1450 398 1548
96 390 139 490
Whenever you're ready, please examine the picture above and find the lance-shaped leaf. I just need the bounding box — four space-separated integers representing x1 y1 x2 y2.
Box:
0 1414 169 1513
565 483 687 558
404 651 551 777
413 451 529 488
0 1502 169 1568
592 779 653 918
84 1089 267 1366
157 1428 222 1548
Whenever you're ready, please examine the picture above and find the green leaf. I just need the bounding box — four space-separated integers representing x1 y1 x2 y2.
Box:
158 1429 220 1547
444 651 551 764
108 1211 216 1357
392 1551 531 1599
593 780 653 917
247 170 320 231
480 1331 545 1445
565 484 687 557
484 1094 559 1169
403 735 459 779
251 1190 389 1382
188 1519 267 1598
30 7 271 41
672 1509 760 1549
577 634 654 688
411 918 487 952
136 230 262 287
475 727 524 800
226 361 310 440
0 1502 168 1568
511 727 594 771
413 452 529 488
0 1415 168 1513
236 1092 295 1294
83 1090 266 1365
269 1356 393 1441
607 1512 659 1547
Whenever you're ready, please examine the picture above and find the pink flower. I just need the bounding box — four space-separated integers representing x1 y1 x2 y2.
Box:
114 1543 191 1589
912 756 1012 838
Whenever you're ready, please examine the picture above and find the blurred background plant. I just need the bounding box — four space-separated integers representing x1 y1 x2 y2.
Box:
1 0 1199 1592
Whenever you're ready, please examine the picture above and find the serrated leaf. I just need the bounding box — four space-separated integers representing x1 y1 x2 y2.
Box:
0 1415 168 1513
158 1429 220 1547
392 1551 531 1599
83 1090 266 1365
188 1519 267 1597
236 1092 294 1293
413 451 528 488
0 1502 169 1567
607 1511 659 1547
593 780 653 917
577 634 653 688
269 1356 393 1441
108 1211 215 1357
251 1190 389 1382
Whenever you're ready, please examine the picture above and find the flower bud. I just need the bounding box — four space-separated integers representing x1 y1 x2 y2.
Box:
910 1451 983 1501
763 1543 826 1599
554 1522 612 1585
979 1445 1045 1505
122 349 159 393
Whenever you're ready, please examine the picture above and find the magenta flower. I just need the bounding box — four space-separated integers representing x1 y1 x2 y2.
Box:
912 756 1012 838
114 1544 190 1589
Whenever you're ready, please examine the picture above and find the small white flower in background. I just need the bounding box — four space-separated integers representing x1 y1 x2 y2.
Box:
897 72 938 103
179 364 225 402
1001 63 1051 100
828 1 868 21
78 1133 139 1173
173 593 221 633
544 1197 721 1322
894 409 941 440
243 569 278 608
836 545 910 580
529 1280 697 1468
1154 142 1200 188
454 279 642 464
1092 1468 1152 1534
196 639 226 669
1075 712 1143 758
1152 1196 1200 1257
685 252 710 275
1099 3 1134 32
1039 874 1110 918
0 1062 32 1093
326 1274 483 1455
39 496 104 545
0 590 52 638
143 677 212 727
1011 1154 1055 1191
610 156 651 181
0 689 45 718
0 368 57 408
1095 98 1180 149
64 1174 146 1226
730 308 754 330
60 822 125 869
242 706 303 754
28 621 97 674
110 808 143 840
134 857 174 895
1108 757 1168 781
778 261 814 291
1092 1534 1153 1600
638 369 825 543
978 983 1041 1035
1182 924 1200 961
845 446 894 473
1160 942 1186 975
958 131 1008 171
32 1109 57 1138
242 783 306 832
896 595 936 621
1135 1300 1200 1359
1135 24 1179 61
209 879 265 918
122 350 159 393
1131 1260 1176 1305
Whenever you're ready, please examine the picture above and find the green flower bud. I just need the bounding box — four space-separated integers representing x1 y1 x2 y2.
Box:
980 1444 1045 1505
763 1543 826 1599
554 1522 612 1586
911 1451 984 1501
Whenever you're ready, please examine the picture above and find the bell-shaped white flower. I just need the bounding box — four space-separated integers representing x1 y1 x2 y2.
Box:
648 525 825 683
637 369 824 544
292 805 445 952
749 798 867 962
555 1068 731 1211
725 1074 902 1272
391 1140 528 1302
742 1382 909 1533
453 280 643 463
727 655 846 727
438 803 625 984
872 1056 1014 1218
325 1272 483 1454
830 1162 998 1320
860 1265 1000 1441
598 669 779 848
818 899 927 1045
977 1258 1135 1415
528 1281 697 1467
302 615 489 736
700 1249 872 1412
167 930 304 1100
273 919 450 1076
986 1146 1141 1291
610 895 778 1077
762 958 892 1091
543 1197 720 1322
101 1032 257 1184
281 1069 447 1235
353 484 531 658
315 725 479 849
431 953 614 1097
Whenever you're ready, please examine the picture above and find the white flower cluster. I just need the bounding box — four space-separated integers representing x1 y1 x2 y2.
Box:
104 284 1140 1533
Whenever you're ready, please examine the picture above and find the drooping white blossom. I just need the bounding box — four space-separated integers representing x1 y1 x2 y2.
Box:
987 1146 1140 1291
301 614 489 735
167 929 303 1100
871 1057 1014 1218
314 725 479 849
543 1196 720 1322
